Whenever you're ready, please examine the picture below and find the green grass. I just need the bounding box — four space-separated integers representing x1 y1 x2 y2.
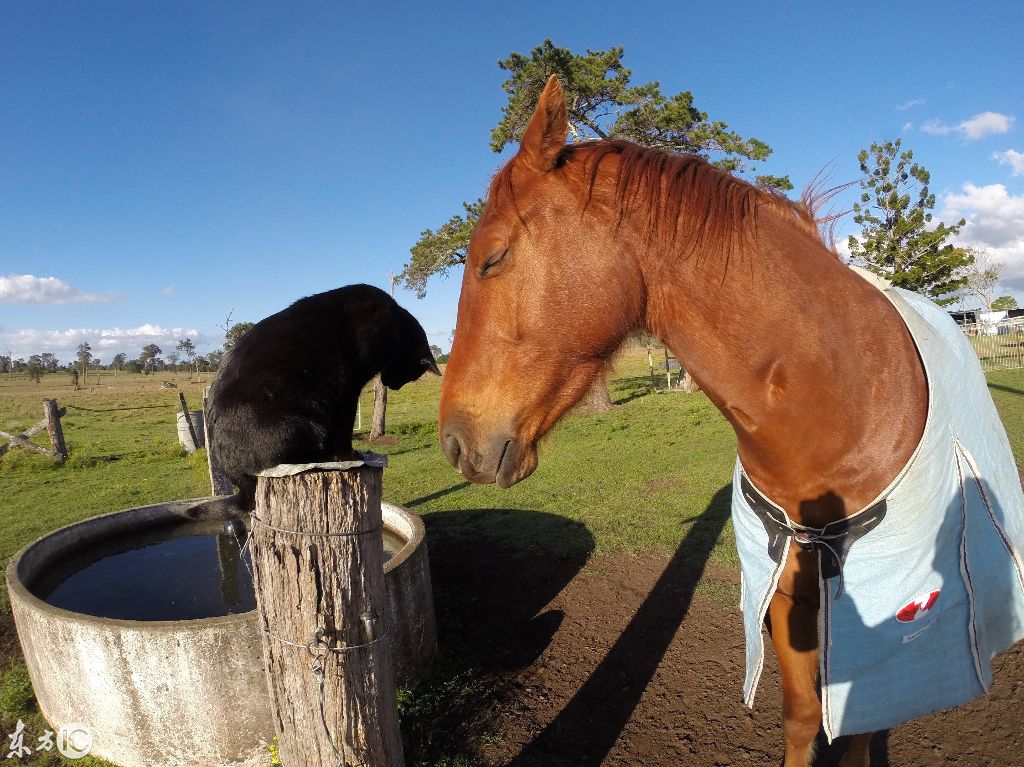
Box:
2 356 1023 766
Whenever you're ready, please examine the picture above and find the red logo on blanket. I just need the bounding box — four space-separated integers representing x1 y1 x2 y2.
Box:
896 589 941 623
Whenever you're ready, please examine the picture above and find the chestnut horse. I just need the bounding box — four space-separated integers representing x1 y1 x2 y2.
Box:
439 76 928 767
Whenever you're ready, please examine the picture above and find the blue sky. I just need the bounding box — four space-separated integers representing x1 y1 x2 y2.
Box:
2 1 1022 363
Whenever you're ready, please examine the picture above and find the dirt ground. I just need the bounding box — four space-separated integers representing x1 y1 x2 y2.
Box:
420 511 1024 767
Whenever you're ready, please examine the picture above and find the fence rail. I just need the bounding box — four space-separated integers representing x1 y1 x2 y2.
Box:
959 318 1024 372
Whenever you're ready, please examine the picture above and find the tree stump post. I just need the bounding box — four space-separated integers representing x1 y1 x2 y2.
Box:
250 455 404 767
43 399 66 461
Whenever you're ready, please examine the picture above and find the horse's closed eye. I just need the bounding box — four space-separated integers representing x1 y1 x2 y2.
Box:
480 248 509 277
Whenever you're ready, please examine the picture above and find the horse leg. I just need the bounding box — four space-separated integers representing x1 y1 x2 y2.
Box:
767 549 823 767
837 733 872 767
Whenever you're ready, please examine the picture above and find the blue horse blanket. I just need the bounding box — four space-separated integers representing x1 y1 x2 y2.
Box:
732 282 1024 739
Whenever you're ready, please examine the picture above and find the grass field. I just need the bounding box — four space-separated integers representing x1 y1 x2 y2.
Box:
1 352 1022 766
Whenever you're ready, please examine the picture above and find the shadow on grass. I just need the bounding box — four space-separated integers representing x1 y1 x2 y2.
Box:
608 373 658 405
988 381 1024 397
405 482 471 508
399 507 594 765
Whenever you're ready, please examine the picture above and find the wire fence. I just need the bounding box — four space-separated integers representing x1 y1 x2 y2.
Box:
958 318 1024 372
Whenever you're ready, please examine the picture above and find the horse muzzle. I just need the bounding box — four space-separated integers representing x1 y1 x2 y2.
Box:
441 421 535 488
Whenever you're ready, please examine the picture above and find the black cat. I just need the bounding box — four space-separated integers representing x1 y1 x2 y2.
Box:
195 284 438 514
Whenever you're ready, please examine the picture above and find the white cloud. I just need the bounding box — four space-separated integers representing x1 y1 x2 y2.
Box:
943 183 1024 289
992 149 1024 176
0 324 217 363
921 119 955 136
897 98 926 111
902 122 914 132
0 274 110 305
960 112 1014 140
920 111 1015 141
161 284 176 296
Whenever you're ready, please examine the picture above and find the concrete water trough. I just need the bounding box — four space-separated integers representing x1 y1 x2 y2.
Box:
5 498 436 767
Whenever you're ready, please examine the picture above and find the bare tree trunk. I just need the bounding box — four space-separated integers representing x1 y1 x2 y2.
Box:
369 375 387 439
581 373 614 413
679 370 700 393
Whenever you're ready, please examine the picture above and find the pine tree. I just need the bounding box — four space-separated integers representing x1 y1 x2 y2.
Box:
847 139 970 305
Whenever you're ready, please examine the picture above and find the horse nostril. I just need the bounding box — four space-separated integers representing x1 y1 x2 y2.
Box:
443 433 462 468
471 451 483 467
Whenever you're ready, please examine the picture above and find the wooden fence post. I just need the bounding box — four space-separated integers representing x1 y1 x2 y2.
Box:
369 375 387 439
250 455 404 767
43 399 66 461
178 392 201 450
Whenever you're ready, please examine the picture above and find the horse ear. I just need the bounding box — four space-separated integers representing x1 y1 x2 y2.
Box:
519 74 568 172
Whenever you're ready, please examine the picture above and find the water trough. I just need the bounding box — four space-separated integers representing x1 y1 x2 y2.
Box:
5 498 436 767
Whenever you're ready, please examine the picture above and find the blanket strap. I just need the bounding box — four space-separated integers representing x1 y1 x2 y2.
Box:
740 475 888 599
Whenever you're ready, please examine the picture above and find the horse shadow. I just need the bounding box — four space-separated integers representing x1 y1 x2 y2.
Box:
510 483 733 766
400 505 596 762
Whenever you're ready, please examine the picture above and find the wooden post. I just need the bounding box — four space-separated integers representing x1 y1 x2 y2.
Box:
43 399 66 461
204 386 233 496
0 405 64 459
369 375 387 439
178 392 201 450
250 456 404 767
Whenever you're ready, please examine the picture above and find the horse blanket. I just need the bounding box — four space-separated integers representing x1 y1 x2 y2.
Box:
732 280 1024 739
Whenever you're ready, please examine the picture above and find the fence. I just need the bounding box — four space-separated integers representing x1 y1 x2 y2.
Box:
958 318 1024 372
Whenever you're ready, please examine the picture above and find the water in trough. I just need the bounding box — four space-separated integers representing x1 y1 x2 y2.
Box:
32 519 405 621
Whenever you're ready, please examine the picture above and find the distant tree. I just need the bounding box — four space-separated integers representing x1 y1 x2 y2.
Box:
40 353 59 373
27 356 44 384
429 344 443 359
111 353 127 377
991 295 1019 311
957 247 1000 310
125 358 143 374
12 358 26 373
224 322 255 352
69 368 79 389
166 348 180 372
847 139 971 305
140 344 162 372
76 342 93 385
177 338 198 378
0 355 10 379
207 349 224 370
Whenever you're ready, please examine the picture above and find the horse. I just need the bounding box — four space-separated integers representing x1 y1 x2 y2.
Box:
438 76 1024 766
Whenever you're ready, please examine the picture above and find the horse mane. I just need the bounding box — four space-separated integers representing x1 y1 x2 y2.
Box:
554 140 827 262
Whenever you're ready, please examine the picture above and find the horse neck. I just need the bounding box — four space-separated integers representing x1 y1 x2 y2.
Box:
636 214 928 526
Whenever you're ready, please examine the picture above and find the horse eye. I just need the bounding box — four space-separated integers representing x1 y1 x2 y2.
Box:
479 248 509 277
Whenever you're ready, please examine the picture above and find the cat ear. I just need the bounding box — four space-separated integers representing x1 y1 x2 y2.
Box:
422 356 441 376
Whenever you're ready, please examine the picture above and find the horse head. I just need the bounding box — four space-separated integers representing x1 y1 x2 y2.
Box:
439 76 645 487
